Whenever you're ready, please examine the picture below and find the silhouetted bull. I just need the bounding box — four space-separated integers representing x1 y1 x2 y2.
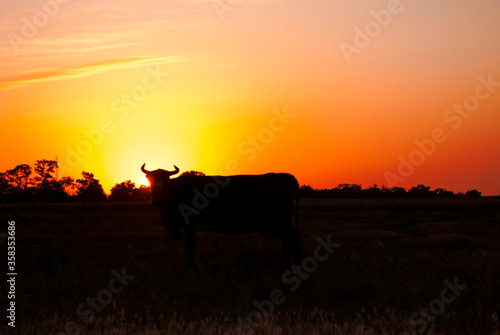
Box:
141 164 300 266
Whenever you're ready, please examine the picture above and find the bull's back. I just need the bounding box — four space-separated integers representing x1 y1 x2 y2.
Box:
174 173 298 234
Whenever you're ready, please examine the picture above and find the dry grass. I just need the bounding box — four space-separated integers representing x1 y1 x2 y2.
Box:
0 198 499 334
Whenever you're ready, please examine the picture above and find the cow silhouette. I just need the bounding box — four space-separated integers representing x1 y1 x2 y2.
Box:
141 164 300 266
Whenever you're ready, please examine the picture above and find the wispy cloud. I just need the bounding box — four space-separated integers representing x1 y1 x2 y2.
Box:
0 56 185 91
26 33 141 54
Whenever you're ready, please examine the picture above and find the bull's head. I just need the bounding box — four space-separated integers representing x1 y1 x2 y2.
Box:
141 163 180 207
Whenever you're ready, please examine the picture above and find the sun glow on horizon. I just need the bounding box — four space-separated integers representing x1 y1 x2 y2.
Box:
141 175 150 187
1 0 500 195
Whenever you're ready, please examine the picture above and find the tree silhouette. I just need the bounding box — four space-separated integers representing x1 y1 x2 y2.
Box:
34 159 58 188
363 184 383 197
391 187 407 197
299 184 316 198
434 188 454 197
7 164 32 191
409 184 432 197
465 189 481 197
59 176 77 197
0 172 11 196
336 183 362 198
180 170 205 177
109 180 136 202
131 185 151 202
75 172 107 202
31 159 66 201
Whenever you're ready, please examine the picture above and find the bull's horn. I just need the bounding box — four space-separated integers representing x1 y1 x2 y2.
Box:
168 165 180 176
141 163 150 174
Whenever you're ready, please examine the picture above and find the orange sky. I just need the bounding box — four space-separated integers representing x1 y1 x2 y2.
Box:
1 0 500 195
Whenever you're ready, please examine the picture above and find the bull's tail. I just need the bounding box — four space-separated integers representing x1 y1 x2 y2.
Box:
295 180 300 232
293 178 301 262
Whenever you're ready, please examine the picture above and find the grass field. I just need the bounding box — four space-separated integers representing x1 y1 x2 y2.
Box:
1 198 499 334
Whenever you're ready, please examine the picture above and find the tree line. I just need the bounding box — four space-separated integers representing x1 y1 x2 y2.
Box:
0 159 150 203
0 159 486 203
299 183 483 199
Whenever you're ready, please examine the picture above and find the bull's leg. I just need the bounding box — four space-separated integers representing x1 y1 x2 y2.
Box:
163 216 183 241
185 230 196 267
292 227 301 263
279 233 293 267
280 226 301 266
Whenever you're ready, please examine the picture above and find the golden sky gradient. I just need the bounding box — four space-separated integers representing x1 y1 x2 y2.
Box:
1 0 500 194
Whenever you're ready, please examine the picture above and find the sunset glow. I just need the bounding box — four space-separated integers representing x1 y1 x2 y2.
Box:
1 0 500 194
